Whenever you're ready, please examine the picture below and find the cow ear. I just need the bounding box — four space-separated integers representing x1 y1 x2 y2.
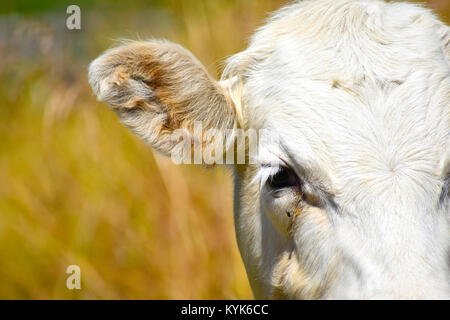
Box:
88 40 238 160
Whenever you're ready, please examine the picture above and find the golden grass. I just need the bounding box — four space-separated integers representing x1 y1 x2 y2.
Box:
0 0 447 299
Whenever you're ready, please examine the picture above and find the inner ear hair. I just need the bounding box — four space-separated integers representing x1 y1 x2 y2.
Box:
88 40 238 157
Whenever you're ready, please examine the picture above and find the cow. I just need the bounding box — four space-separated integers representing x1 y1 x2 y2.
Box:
88 0 450 299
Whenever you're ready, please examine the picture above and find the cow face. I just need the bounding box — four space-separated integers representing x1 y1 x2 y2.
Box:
89 0 450 299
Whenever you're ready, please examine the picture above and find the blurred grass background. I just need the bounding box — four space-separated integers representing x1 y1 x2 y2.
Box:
0 0 448 299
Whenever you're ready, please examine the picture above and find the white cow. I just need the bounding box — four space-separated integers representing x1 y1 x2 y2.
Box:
89 0 450 299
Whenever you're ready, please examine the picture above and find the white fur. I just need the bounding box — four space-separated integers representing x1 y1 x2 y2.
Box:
89 0 450 299
225 0 450 299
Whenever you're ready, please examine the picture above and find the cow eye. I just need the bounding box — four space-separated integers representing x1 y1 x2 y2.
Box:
267 166 298 190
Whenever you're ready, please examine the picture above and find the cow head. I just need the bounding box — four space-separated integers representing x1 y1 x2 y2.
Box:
89 0 450 299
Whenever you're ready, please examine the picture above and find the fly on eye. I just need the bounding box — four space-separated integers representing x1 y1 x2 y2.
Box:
267 166 299 190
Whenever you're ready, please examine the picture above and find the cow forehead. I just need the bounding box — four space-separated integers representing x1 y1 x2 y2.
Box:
228 0 449 198
245 64 448 200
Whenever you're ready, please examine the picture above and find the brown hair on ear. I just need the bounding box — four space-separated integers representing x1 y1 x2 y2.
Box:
88 40 237 157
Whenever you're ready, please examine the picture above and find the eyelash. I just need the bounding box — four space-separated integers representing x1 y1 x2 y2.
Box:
266 166 300 190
